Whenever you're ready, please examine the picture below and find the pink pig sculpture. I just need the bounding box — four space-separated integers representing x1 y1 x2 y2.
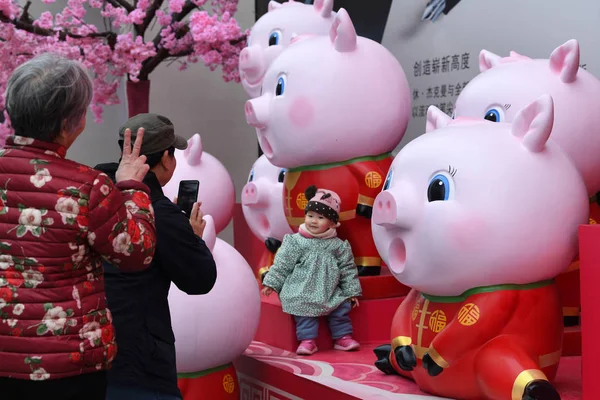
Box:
241 155 293 280
245 8 411 276
455 39 600 196
162 134 235 234
169 215 261 399
239 0 336 98
454 39 600 326
371 96 589 400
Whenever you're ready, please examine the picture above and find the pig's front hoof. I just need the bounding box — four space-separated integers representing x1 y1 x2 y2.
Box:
373 343 392 359
375 357 398 375
522 379 561 400
358 266 381 276
394 345 417 371
422 353 443 376
374 344 398 375
265 237 282 253
356 204 373 218
563 315 579 327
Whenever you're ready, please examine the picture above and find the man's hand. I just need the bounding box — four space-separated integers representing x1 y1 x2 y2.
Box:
262 286 274 296
189 202 206 237
116 128 149 183
350 297 360 308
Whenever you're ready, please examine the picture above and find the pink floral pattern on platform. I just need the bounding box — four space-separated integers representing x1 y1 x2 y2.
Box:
244 342 582 400
245 342 429 396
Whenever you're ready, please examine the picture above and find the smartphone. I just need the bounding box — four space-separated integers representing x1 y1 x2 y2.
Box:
177 180 199 216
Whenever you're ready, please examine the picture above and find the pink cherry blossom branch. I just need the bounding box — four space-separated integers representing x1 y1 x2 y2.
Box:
106 0 134 13
0 1 117 46
140 0 164 32
0 0 247 130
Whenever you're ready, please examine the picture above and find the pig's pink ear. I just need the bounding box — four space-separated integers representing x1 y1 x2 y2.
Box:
479 50 502 72
314 0 334 18
184 133 203 166
329 8 356 53
201 215 216 252
511 95 554 153
509 50 522 57
268 1 281 12
426 106 452 133
549 39 580 83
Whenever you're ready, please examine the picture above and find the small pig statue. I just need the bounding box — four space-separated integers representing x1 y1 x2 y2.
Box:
239 0 336 98
245 9 411 276
169 215 261 399
371 96 588 400
163 134 235 234
241 155 293 280
454 39 600 326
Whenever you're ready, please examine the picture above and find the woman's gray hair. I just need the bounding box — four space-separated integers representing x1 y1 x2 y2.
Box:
5 53 93 142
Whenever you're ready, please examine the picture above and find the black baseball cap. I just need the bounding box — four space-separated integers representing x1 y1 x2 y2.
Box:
118 113 188 155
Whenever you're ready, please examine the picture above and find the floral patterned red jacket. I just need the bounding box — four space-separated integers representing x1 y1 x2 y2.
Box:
0 136 156 381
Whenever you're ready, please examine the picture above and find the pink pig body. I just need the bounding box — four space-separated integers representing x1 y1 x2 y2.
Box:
162 134 235 234
371 97 588 400
245 9 410 275
245 8 410 168
240 0 336 98
242 155 293 279
454 39 600 196
168 215 260 376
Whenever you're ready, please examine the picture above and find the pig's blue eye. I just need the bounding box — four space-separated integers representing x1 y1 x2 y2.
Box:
275 76 286 96
383 169 394 191
484 108 501 122
268 31 281 46
278 168 286 183
248 169 254 182
427 174 450 202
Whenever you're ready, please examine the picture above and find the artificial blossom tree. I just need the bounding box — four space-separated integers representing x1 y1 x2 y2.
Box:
0 0 247 143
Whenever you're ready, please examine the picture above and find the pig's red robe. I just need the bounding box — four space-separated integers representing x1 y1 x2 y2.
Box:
282 153 393 274
388 281 562 399
177 363 239 400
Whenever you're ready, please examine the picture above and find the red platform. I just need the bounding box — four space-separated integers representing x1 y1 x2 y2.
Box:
235 342 582 400
232 205 585 399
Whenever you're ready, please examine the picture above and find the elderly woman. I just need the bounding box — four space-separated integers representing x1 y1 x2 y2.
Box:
0 53 157 400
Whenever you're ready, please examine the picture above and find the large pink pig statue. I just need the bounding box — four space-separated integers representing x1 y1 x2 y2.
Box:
455 39 600 196
169 215 261 399
241 155 293 280
245 9 411 276
371 96 588 400
163 134 235 234
239 0 336 98
454 39 600 326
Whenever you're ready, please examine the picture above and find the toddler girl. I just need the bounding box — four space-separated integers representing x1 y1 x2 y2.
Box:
262 185 362 355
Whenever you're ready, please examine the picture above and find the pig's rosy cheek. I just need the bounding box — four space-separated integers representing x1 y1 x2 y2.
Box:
288 96 314 128
448 214 487 251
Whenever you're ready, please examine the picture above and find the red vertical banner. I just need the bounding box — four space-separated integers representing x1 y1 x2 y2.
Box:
126 79 151 118
579 224 600 399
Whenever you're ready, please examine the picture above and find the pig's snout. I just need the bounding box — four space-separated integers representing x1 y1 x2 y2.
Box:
242 182 267 206
373 191 399 227
245 97 270 129
239 45 265 83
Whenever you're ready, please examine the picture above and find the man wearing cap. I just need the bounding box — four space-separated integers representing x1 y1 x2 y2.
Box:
95 113 217 400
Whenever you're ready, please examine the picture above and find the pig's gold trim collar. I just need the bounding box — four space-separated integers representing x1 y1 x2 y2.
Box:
421 279 554 303
288 152 393 172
